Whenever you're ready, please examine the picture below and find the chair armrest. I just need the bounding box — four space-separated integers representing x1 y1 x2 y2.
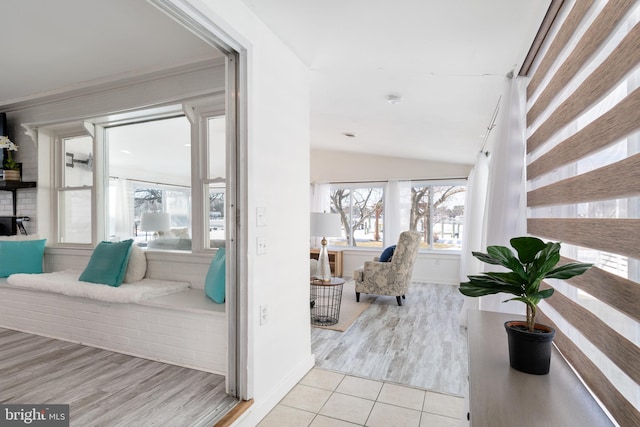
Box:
363 261 392 276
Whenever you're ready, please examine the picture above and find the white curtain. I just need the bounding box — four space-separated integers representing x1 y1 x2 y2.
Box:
458 151 490 326
311 182 330 213
478 74 528 315
111 178 132 240
310 182 331 247
384 180 411 247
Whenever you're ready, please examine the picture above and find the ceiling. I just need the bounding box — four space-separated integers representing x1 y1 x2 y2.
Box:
1 0 551 167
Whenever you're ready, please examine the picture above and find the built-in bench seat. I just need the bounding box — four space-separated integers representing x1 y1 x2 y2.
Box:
0 279 226 374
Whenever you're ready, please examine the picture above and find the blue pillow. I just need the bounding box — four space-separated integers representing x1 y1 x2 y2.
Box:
205 248 226 303
379 245 396 262
0 239 47 277
79 239 133 287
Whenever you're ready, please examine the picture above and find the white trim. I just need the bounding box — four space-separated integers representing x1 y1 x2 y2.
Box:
230 355 315 427
1 58 225 112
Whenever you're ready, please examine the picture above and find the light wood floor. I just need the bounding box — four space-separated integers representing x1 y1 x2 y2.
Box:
0 328 236 427
311 282 468 396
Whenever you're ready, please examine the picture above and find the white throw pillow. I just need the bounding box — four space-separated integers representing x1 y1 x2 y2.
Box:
124 244 147 283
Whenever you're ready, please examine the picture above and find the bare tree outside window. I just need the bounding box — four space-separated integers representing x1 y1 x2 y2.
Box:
325 182 465 251
410 185 465 249
134 188 163 216
330 187 384 247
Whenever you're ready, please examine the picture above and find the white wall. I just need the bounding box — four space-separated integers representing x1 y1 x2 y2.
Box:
311 149 472 182
343 249 461 285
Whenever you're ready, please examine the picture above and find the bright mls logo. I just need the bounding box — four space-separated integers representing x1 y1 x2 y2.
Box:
1 405 69 426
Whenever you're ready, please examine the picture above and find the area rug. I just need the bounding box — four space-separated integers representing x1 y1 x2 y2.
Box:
312 280 371 332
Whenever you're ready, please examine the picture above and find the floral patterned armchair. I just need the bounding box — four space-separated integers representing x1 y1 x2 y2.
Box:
353 231 421 306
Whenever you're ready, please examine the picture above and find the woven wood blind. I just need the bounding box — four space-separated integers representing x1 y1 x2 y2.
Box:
525 0 640 425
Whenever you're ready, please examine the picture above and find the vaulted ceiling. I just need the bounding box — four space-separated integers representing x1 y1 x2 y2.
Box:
2 0 550 166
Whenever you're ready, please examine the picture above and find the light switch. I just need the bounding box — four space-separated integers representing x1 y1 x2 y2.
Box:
256 207 267 227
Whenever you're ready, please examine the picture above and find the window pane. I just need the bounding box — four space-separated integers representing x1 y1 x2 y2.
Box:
59 189 92 244
410 184 466 251
208 116 225 180
64 136 93 187
410 186 431 250
208 186 225 248
131 184 191 247
329 187 383 248
329 189 350 246
207 116 226 250
107 117 191 249
432 186 465 251
352 188 384 248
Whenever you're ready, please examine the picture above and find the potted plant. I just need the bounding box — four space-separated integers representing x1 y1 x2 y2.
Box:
459 236 593 375
0 135 20 181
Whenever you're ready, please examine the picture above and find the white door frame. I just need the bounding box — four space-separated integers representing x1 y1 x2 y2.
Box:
149 0 249 400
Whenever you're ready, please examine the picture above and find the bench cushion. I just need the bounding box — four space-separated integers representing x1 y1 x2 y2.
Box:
7 271 189 303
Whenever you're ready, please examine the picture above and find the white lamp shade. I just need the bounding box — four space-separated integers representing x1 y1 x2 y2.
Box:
139 212 171 232
310 212 342 238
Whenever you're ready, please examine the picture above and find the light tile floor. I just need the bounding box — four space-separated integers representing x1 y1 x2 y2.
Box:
258 368 465 427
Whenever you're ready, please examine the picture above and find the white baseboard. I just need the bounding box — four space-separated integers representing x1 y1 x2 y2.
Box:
231 354 315 427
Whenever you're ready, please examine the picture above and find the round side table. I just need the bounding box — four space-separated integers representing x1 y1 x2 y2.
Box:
310 277 345 326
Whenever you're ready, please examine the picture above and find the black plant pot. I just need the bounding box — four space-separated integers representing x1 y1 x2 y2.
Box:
504 321 556 375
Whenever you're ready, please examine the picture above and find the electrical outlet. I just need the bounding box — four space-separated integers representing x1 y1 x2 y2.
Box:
257 237 267 255
260 304 268 325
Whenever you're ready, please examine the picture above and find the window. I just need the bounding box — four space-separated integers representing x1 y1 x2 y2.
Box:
47 102 226 252
206 116 226 248
107 116 192 247
409 183 466 251
59 135 93 244
324 181 466 250
329 186 384 247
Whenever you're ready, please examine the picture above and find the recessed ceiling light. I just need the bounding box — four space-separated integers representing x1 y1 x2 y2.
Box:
387 94 403 105
184 144 191 147
120 150 132 155
342 132 357 138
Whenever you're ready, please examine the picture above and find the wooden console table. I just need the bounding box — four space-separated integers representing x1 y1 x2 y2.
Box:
310 248 343 278
467 310 613 426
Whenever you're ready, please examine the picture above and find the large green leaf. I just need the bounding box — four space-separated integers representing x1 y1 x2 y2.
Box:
510 236 546 264
528 288 554 300
484 272 525 286
459 276 522 297
528 242 561 282
484 246 527 278
547 262 593 279
471 250 504 266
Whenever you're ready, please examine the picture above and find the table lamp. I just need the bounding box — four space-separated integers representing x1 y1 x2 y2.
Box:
310 212 342 282
139 212 171 240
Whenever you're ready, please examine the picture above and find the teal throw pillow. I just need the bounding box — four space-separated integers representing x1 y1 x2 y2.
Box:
0 239 47 277
79 239 133 287
205 248 226 303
